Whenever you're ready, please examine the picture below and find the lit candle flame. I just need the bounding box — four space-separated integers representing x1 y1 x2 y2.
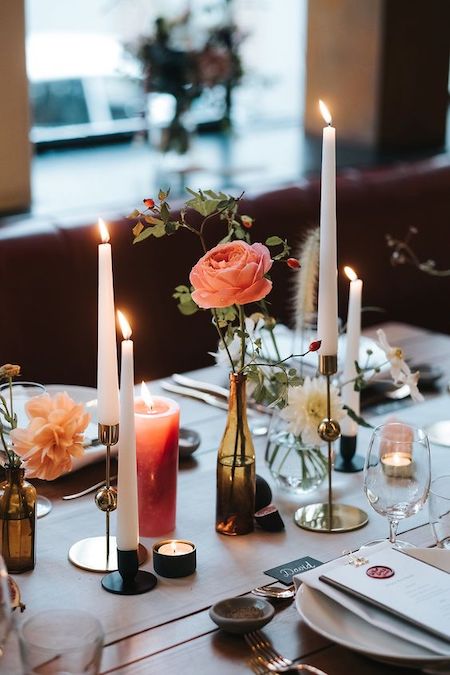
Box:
344 266 358 282
171 541 177 554
117 310 132 340
98 218 110 244
141 381 153 411
319 99 332 126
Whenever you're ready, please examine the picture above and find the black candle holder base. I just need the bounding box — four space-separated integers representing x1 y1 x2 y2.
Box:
101 569 157 595
102 548 157 595
335 435 364 473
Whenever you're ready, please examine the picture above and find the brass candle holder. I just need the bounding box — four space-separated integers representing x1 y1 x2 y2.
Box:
68 423 147 572
294 355 369 532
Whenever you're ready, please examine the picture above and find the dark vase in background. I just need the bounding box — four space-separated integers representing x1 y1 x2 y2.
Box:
216 373 255 536
0 467 36 572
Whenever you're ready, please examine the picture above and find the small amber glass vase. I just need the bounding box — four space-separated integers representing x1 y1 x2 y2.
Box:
216 373 256 536
0 466 36 572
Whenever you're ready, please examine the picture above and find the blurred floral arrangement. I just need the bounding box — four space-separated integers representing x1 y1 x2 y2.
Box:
0 365 90 480
387 226 450 277
128 8 245 153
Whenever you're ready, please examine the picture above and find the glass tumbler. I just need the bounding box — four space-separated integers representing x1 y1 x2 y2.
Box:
429 475 450 549
19 609 104 674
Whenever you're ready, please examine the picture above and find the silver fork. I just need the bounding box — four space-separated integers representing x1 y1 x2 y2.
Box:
245 631 327 674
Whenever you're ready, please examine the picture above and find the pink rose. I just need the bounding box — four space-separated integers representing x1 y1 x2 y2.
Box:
190 241 273 309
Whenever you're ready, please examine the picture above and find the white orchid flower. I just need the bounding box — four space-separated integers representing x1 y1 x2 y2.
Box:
376 329 411 383
397 370 424 402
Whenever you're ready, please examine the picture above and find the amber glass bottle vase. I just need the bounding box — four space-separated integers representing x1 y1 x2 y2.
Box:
0 466 36 572
216 373 256 536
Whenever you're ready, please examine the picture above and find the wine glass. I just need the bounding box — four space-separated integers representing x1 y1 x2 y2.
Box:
0 382 52 518
363 422 431 548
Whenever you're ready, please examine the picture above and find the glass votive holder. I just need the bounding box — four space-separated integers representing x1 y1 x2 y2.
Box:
19 608 104 674
153 539 196 578
429 474 450 549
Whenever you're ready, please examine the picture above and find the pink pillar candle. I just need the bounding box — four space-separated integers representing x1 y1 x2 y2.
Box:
135 396 180 537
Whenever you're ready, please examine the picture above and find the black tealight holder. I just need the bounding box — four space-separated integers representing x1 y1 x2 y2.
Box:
153 540 196 578
335 434 365 473
102 549 157 595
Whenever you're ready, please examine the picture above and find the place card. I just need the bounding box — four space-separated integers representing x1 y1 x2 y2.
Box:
264 556 323 585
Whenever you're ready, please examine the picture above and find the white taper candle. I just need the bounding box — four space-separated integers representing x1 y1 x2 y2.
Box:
116 310 139 552
97 219 120 425
341 267 362 436
317 100 338 356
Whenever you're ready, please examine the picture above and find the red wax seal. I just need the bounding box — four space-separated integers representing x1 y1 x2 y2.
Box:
366 565 394 579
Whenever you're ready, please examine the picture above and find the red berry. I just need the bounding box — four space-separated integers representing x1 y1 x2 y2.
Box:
287 258 301 269
143 198 155 209
309 339 322 352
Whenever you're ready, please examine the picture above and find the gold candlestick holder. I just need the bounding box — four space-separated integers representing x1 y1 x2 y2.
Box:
294 355 369 532
68 423 147 572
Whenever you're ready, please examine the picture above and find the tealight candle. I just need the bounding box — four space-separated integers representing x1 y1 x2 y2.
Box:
152 539 196 578
135 383 180 537
381 452 413 478
157 541 193 556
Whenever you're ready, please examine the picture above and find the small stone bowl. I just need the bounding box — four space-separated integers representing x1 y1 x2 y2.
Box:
179 428 201 459
209 596 275 634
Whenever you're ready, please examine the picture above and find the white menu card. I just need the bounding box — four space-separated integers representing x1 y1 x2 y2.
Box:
295 541 450 656
319 546 450 642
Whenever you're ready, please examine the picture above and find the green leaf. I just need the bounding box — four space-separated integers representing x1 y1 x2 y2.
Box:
144 215 164 226
132 221 144 238
178 300 199 316
174 285 189 293
160 202 170 223
266 236 283 246
344 406 373 429
133 228 153 244
127 208 140 219
158 188 170 202
165 220 181 235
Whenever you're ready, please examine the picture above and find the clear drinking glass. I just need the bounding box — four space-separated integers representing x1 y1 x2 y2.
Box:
429 475 450 549
0 382 52 518
363 422 431 548
19 609 104 674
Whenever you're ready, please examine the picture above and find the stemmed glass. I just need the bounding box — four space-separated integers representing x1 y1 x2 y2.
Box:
0 382 52 518
363 422 431 548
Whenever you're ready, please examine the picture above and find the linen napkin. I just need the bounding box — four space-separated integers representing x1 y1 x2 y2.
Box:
294 541 450 657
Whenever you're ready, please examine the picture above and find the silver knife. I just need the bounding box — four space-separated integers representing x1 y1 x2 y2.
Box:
171 373 271 416
160 381 230 412
173 373 230 399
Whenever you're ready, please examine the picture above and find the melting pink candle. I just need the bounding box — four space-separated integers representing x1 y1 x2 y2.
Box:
135 383 179 537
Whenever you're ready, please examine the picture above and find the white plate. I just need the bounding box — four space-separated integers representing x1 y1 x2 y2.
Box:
296 584 450 669
45 385 114 473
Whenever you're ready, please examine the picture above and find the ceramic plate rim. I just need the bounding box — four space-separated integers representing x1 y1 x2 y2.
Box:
297 584 450 668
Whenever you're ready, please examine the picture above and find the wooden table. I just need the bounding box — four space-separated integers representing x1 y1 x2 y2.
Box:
9 322 450 675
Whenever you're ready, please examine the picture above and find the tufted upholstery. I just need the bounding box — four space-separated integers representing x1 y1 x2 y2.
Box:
1 155 450 386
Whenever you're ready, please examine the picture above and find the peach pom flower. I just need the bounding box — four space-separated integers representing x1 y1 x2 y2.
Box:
10 392 90 480
189 240 273 309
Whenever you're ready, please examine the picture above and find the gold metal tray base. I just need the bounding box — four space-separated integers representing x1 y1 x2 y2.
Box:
68 536 148 572
294 503 368 533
